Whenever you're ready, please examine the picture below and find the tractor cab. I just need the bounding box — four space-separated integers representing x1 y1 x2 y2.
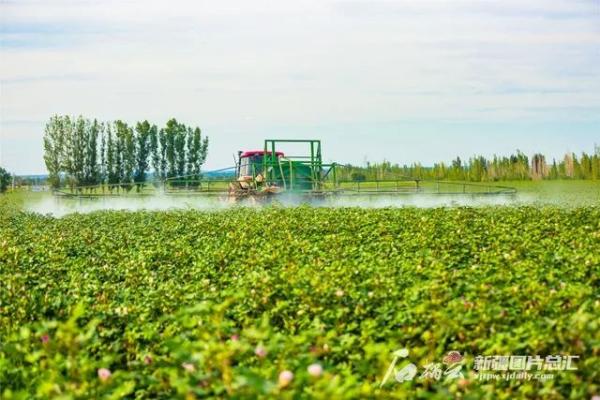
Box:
237 150 284 180
232 140 330 195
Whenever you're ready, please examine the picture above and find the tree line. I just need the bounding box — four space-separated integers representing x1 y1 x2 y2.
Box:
340 148 600 182
0 166 11 193
43 116 208 189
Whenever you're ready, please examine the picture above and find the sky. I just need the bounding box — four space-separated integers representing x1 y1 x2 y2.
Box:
1 0 599 175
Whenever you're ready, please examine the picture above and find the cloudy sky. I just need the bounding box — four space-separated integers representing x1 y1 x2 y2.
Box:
1 0 599 174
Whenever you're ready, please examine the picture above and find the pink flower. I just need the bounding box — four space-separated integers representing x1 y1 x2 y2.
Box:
231 334 239 342
307 363 323 377
278 370 294 387
254 345 267 358
40 334 50 344
182 362 195 373
442 351 463 365
97 368 111 382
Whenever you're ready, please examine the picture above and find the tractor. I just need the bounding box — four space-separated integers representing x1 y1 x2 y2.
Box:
227 139 338 202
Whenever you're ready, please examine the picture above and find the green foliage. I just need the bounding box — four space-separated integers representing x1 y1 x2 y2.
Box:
161 118 208 185
175 124 187 178
43 116 65 188
114 121 135 191
42 116 208 189
340 149 600 182
0 166 11 193
158 128 168 182
164 119 178 179
135 122 156 185
350 172 366 182
1 207 599 398
106 125 118 186
186 127 208 185
85 120 100 186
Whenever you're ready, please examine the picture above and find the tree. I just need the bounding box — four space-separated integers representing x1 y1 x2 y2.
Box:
433 162 447 180
175 122 187 178
580 152 592 179
531 153 547 180
549 159 559 179
564 153 574 178
469 156 487 181
186 127 208 179
100 124 107 185
106 125 119 187
43 115 65 188
68 116 87 187
149 123 160 182
164 119 178 178
0 166 11 193
84 119 100 186
114 120 135 190
592 146 600 180
134 120 153 185
41 115 209 190
350 172 366 182
158 128 168 181
450 157 463 180
186 127 195 178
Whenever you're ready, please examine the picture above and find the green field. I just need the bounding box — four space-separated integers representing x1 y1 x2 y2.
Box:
506 180 600 206
1 183 599 399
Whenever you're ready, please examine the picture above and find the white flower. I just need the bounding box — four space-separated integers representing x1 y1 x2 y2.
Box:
307 363 323 377
278 370 294 387
182 362 195 372
254 345 267 358
97 368 111 382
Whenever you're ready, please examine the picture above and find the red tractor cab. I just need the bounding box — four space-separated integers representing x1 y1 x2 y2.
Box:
237 150 284 179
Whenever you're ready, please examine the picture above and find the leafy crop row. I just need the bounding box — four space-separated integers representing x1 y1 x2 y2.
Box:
1 207 599 399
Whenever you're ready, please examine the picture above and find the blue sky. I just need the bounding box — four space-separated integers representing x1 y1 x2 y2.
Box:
1 0 599 174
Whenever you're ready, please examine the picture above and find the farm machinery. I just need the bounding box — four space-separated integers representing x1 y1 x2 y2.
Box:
225 140 337 202
163 139 516 202
54 138 516 201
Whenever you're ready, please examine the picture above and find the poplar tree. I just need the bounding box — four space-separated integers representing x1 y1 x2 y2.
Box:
114 120 135 190
134 120 153 185
164 119 178 178
106 124 119 187
84 119 100 186
42 115 210 190
159 128 168 181
186 126 196 178
0 166 12 193
43 115 65 188
100 124 107 185
149 123 160 182
175 122 187 178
